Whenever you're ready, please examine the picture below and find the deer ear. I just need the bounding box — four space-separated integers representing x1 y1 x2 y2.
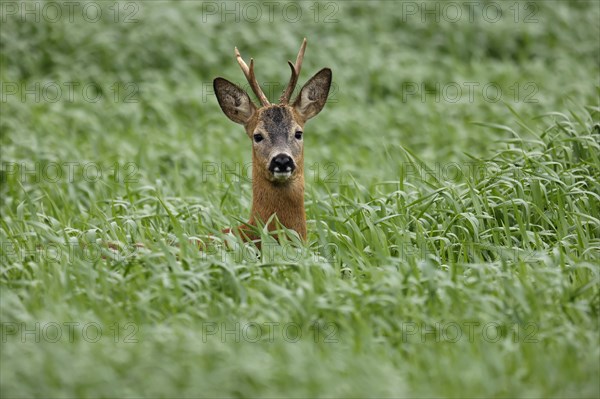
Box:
214 78 257 125
293 68 332 121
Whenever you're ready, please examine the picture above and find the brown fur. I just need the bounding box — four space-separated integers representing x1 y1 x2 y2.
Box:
249 148 306 239
214 45 332 243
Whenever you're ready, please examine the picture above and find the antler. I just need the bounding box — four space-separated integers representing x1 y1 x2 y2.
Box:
235 47 270 107
279 38 307 104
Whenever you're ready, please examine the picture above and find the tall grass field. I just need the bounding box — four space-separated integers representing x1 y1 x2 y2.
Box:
1 1 599 397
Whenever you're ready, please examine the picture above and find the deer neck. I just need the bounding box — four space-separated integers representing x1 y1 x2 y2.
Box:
250 163 306 240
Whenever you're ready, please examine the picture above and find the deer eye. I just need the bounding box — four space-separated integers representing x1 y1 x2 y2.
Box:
295 131 303 140
253 133 264 143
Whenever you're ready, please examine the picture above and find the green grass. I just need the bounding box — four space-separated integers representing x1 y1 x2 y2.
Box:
1 1 599 397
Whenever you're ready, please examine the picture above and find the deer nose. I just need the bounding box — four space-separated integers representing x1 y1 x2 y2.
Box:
269 154 295 174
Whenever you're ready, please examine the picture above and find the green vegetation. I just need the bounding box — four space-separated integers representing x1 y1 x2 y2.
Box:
1 1 599 397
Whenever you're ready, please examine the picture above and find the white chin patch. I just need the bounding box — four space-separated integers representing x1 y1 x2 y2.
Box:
273 171 292 181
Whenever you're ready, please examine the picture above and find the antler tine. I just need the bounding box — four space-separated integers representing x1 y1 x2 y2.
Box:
279 38 307 104
235 46 270 107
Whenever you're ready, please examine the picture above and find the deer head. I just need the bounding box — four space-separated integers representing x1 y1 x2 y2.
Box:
213 38 332 240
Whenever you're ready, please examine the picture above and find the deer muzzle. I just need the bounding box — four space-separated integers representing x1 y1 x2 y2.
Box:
269 153 295 181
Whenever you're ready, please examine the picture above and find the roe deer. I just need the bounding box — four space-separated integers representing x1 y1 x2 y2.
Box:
213 38 332 242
